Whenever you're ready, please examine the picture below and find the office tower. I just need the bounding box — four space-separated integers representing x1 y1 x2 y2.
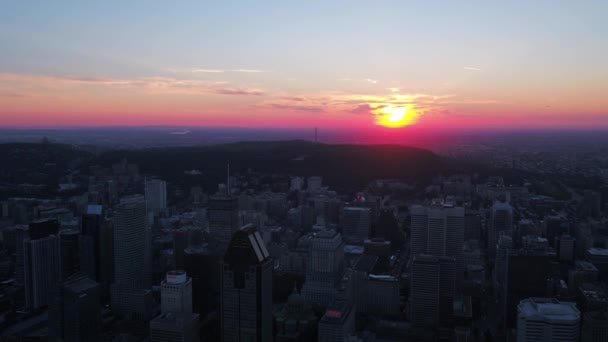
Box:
464 209 481 241
505 251 551 328
173 229 188 269
352 255 400 316
341 207 371 244
14 225 28 285
145 178 167 216
221 224 272 342
59 230 79 280
488 200 513 258
516 298 580 342
568 261 598 291
183 245 220 315
161 271 192 315
409 205 465 291
23 234 61 309
49 275 101 342
302 229 345 307
373 208 403 248
494 233 513 290
543 215 569 248
111 195 154 318
318 300 355 342
150 271 199 342
556 234 575 263
208 195 239 249
410 254 456 330
29 219 60 239
307 176 323 192
80 205 113 302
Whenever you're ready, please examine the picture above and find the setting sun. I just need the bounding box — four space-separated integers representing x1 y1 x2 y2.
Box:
372 104 419 128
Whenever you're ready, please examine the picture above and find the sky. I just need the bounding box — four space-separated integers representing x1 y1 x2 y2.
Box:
1 1 607 130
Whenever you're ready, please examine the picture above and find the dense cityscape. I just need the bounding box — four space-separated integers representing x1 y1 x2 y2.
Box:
0 133 606 341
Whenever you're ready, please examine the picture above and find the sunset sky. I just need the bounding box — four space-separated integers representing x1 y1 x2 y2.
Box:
1 1 607 129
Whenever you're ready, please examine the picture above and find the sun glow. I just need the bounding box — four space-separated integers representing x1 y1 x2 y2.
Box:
372 104 419 128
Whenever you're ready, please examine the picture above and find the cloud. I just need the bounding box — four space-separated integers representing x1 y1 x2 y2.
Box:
168 68 268 74
337 78 379 84
214 88 264 96
364 78 378 84
387 87 400 93
270 104 324 112
0 72 264 97
463 67 481 71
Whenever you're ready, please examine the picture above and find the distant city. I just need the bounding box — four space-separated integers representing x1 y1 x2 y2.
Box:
0 131 607 341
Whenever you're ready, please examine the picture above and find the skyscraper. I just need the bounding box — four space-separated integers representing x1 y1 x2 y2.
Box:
59 229 79 280
110 195 154 318
516 298 580 342
23 234 61 309
80 205 113 302
340 207 371 244
221 224 273 342
49 275 101 342
145 178 167 216
488 200 513 258
161 270 192 315
208 195 239 249
410 254 456 330
409 205 465 291
301 229 345 307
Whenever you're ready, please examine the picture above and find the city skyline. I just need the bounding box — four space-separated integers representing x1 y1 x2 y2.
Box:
2 1 608 129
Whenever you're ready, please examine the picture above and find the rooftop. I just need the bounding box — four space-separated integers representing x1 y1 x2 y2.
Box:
518 298 580 321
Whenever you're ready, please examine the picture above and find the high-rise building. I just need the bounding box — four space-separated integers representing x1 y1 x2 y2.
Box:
23 233 61 309
221 224 273 342
516 298 580 342
301 229 345 307
556 234 575 263
183 244 220 315
409 205 464 291
49 275 101 342
582 310 608 342
340 207 371 244
14 225 29 286
59 230 79 280
410 254 455 329
161 270 192 315
173 228 188 269
110 195 154 319
410 254 456 330
488 200 513 258
80 205 113 302
318 300 355 342
208 195 239 249
150 270 199 342
145 178 167 216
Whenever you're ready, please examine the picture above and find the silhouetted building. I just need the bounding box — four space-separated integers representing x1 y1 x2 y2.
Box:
59 230 79 280
488 200 513 257
145 178 167 216
24 233 61 309
302 229 345 307
341 207 371 244
208 195 239 249
80 205 113 302
183 244 220 315
110 195 154 319
49 275 101 342
410 254 456 330
221 224 272 341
